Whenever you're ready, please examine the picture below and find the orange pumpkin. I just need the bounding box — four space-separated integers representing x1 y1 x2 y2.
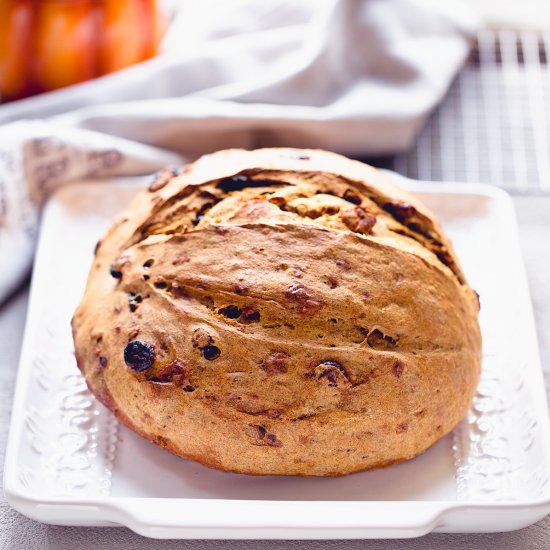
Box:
0 0 167 101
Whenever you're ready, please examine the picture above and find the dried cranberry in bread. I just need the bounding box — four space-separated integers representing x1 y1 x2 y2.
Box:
72 148 481 476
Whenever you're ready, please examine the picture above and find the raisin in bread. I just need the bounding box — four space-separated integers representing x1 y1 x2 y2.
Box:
72 148 481 476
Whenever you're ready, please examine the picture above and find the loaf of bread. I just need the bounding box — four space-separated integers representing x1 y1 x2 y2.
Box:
72 148 481 476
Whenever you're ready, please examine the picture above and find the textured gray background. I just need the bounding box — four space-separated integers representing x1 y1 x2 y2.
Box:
1 196 549 549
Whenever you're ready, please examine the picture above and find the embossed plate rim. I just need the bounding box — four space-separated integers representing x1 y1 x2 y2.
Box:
5 175 550 539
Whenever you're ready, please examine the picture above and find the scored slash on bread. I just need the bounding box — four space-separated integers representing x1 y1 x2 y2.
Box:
72 148 481 476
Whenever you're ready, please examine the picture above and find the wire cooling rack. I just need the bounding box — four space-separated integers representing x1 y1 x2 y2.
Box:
390 30 550 195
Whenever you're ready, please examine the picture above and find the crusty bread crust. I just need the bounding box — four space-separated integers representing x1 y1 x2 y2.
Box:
72 148 481 476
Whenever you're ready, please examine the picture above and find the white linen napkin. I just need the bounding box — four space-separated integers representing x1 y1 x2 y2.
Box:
0 0 478 302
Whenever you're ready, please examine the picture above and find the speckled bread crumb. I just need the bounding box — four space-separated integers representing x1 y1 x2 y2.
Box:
72 148 481 476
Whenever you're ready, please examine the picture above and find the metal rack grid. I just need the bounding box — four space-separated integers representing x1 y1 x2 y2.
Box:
391 30 550 194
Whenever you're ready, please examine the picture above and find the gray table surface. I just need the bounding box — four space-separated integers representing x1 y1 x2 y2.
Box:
1 196 549 550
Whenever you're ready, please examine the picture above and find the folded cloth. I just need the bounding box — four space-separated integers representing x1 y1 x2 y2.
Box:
0 0 478 303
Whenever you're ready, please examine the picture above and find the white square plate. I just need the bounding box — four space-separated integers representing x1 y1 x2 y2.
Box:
5 175 550 539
